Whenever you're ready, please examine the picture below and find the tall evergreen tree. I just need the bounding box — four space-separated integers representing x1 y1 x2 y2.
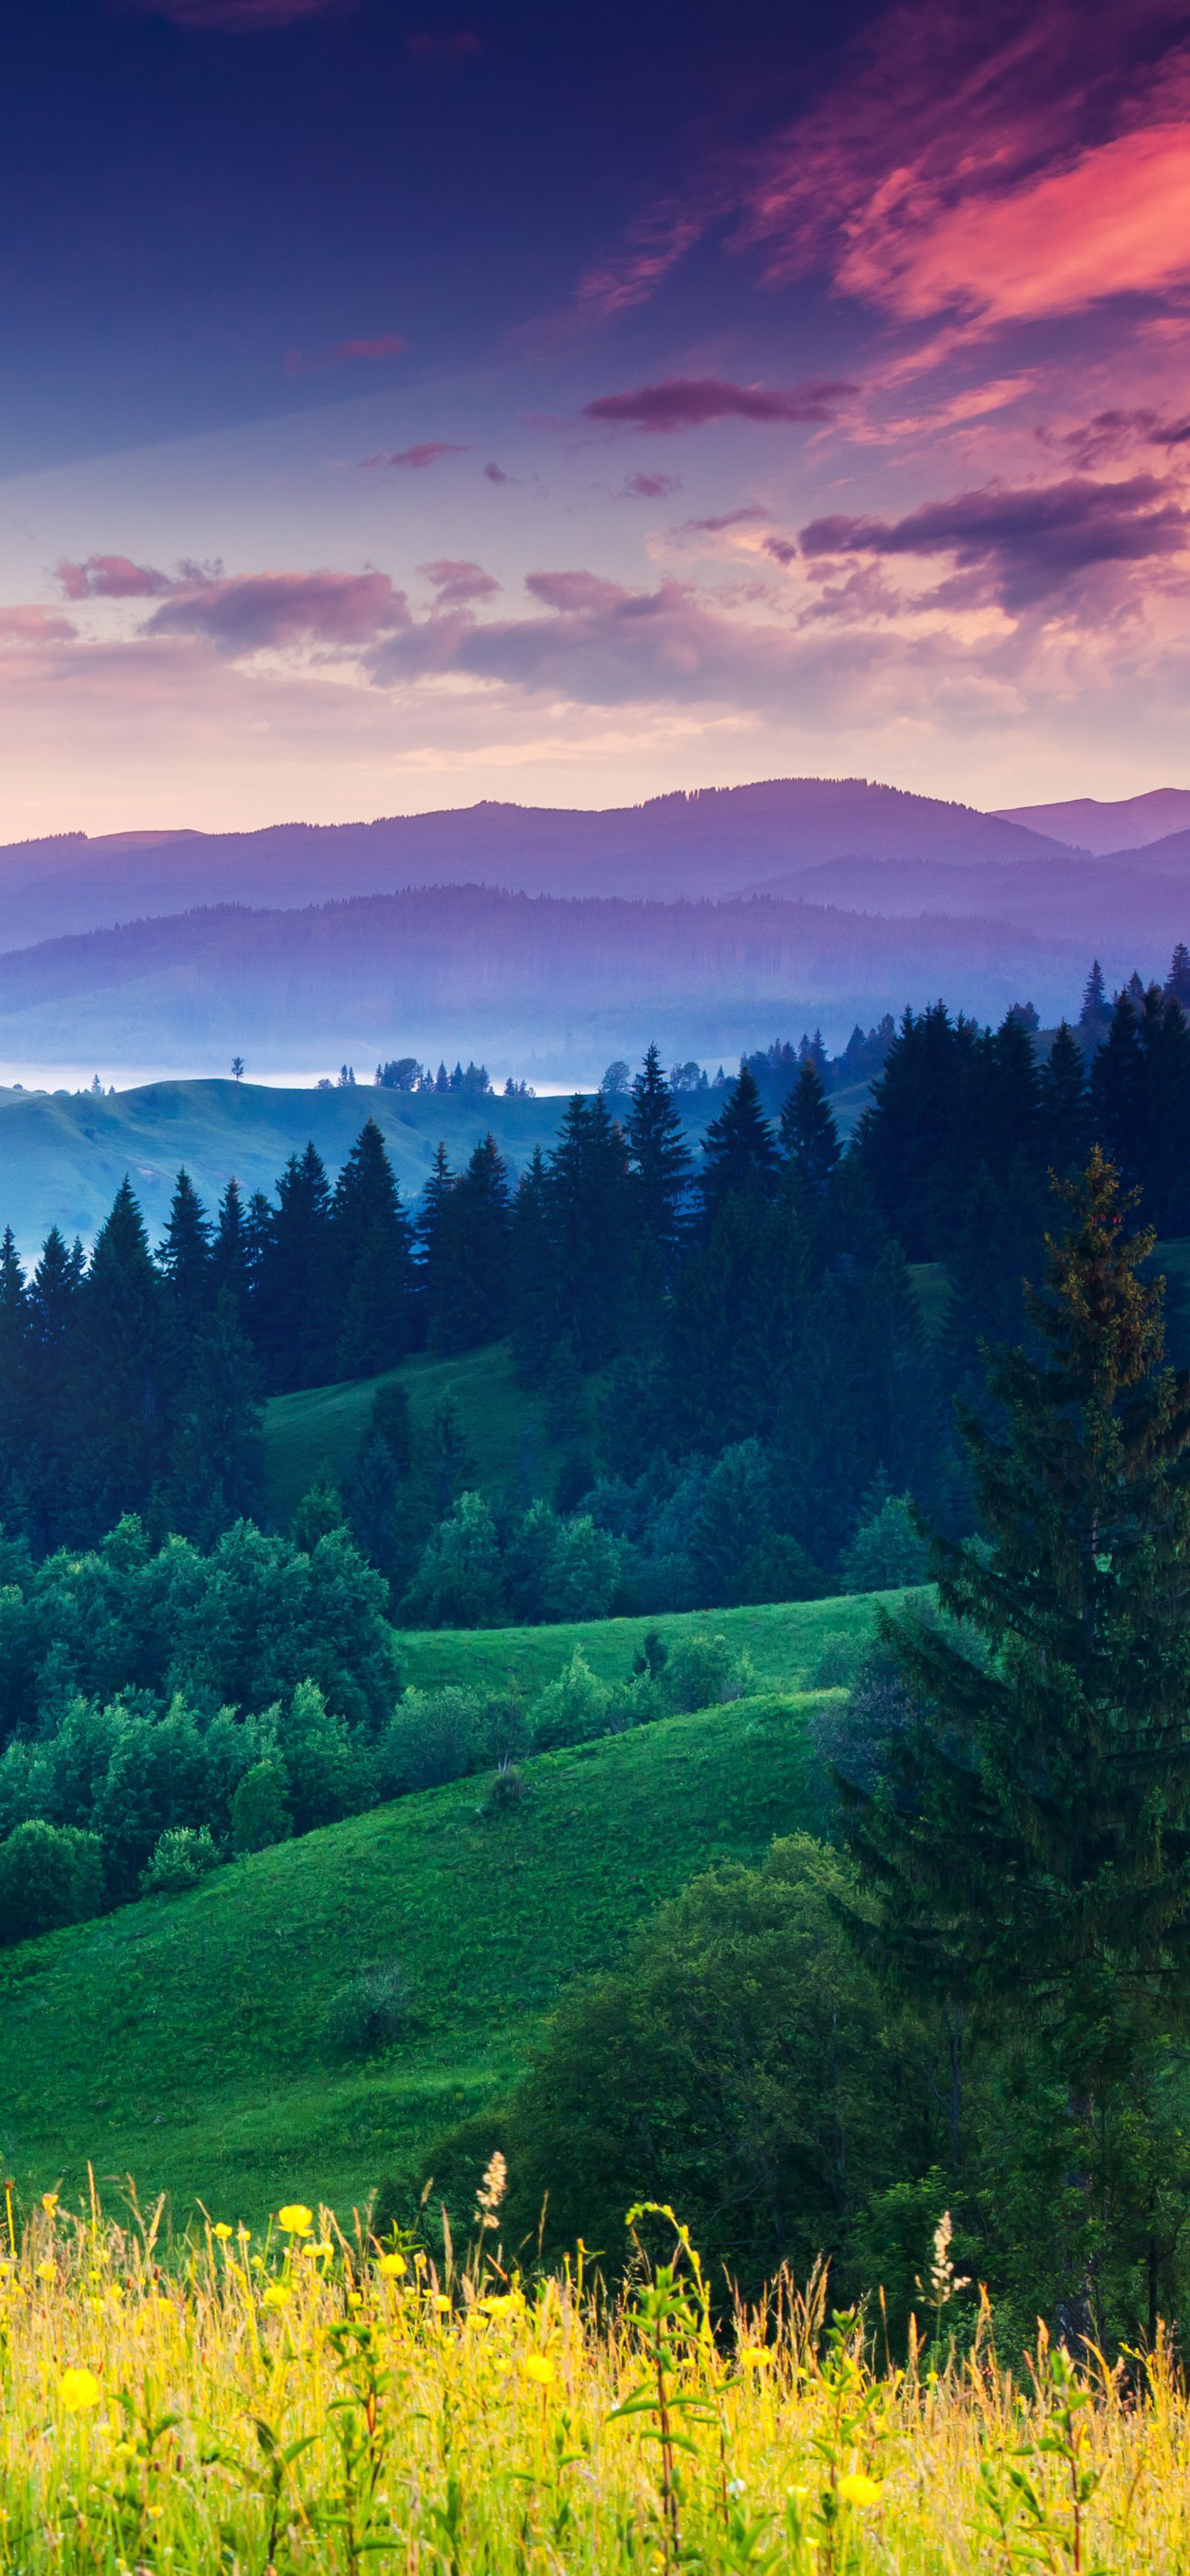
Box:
76 1177 173 1529
507 1147 557 1385
626 1044 692 1260
428 1131 513 1353
416 1142 455 1335
843 1153 1190 2321
779 1060 841 1197
157 1168 212 1336
698 1066 780 1224
1041 1021 1090 1176
547 1094 632 1369
166 1286 265 1543
254 1142 338 1390
332 1118 416 1377
211 1177 253 1322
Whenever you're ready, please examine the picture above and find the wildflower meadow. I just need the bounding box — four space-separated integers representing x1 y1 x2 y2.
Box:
4 2178 1190 2574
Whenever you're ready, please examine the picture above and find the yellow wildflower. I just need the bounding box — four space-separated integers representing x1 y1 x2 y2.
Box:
213 2222 233 2241
262 2284 292 2310
838 2473 883 2509
377 2253 406 2278
277 2203 313 2236
37 2260 55 2282
40 2192 59 2215
523 2354 555 2387
738 2346 772 2368
59 2367 102 2413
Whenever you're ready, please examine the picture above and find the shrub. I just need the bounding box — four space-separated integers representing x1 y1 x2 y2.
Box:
230 1758 292 1855
0 1820 105 1945
839 1492 931 1592
376 1686 479 1795
665 1629 752 1714
480 1760 525 1818
531 1648 613 1752
399 1493 507 1629
140 1824 221 1897
809 1629 867 1689
325 1962 410 2057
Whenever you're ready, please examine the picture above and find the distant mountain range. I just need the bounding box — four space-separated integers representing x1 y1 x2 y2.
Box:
0 774 1185 1077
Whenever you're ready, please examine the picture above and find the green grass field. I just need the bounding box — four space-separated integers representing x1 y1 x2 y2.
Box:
0 1644 871 2226
265 1340 586 1526
396 1590 887 1698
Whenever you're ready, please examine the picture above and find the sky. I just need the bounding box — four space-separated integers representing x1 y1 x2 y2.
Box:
0 0 1187 836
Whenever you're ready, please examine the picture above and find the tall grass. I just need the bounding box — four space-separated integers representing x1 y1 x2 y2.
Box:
2 2182 1187 2571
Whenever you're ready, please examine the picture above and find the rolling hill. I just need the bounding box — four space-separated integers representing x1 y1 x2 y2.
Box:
0 1601 884 2224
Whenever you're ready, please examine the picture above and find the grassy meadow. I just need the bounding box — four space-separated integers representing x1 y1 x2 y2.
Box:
0 1661 857 2228
4 2192 1185 2576
264 1340 584 1526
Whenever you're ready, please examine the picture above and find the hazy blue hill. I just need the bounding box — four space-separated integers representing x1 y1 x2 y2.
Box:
0 1078 578 1254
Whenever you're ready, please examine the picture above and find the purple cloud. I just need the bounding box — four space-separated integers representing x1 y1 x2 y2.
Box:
0 607 77 645
799 473 1190 607
418 558 501 605
1055 408 1190 468
763 536 798 566
582 376 855 434
56 554 175 601
134 0 347 26
145 568 411 650
361 441 471 471
679 505 769 534
483 461 512 483
621 471 682 499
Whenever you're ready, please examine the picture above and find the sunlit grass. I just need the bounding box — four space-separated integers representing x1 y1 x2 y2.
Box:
2 2182 1186 2572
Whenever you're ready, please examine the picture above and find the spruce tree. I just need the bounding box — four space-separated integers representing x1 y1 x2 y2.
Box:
254 1142 337 1390
167 1285 265 1542
507 1147 557 1384
429 1132 512 1352
157 1168 212 1337
626 1043 692 1259
0 1228 30 1525
76 1177 173 1529
1041 1021 1090 1176
698 1065 780 1224
211 1177 253 1321
332 1118 415 1376
843 1153 1190 2301
779 1060 841 1197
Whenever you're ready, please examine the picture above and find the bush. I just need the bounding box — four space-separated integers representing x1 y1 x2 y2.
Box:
140 1824 221 1896
325 1962 410 2057
376 1686 479 1795
480 1760 525 1818
230 1758 292 1854
840 1492 931 1592
399 1493 507 1629
0 1820 105 1945
531 1648 613 1752
809 1629 867 1689
540 1515 622 1622
665 1630 752 1714
486 1837 930 2296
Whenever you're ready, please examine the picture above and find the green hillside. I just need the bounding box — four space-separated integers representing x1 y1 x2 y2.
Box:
397 1591 885 1699
265 1341 581 1525
0 1682 837 2228
0 1078 579 1257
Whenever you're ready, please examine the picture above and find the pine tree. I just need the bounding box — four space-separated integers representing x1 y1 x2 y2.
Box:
332 1118 416 1376
416 1142 455 1338
254 1142 337 1390
698 1065 780 1224
166 1285 265 1542
76 1177 173 1529
547 1095 632 1369
842 1153 1190 2308
157 1168 212 1337
779 1060 841 1197
1079 958 1109 1033
1041 1021 1090 1176
0 1227 30 1524
508 1147 557 1384
626 1044 692 1259
211 1177 253 1321
1167 942 1190 1007
429 1132 512 1352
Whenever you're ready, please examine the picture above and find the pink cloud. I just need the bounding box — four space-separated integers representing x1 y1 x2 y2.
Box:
418 558 501 605
286 333 406 376
1052 408 1190 467
525 570 629 614
799 472 1189 608
583 376 853 434
680 506 769 533
0 608 77 645
135 0 347 26
573 206 707 323
144 568 411 650
361 442 471 470
622 471 682 499
56 554 175 601
736 0 1190 332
